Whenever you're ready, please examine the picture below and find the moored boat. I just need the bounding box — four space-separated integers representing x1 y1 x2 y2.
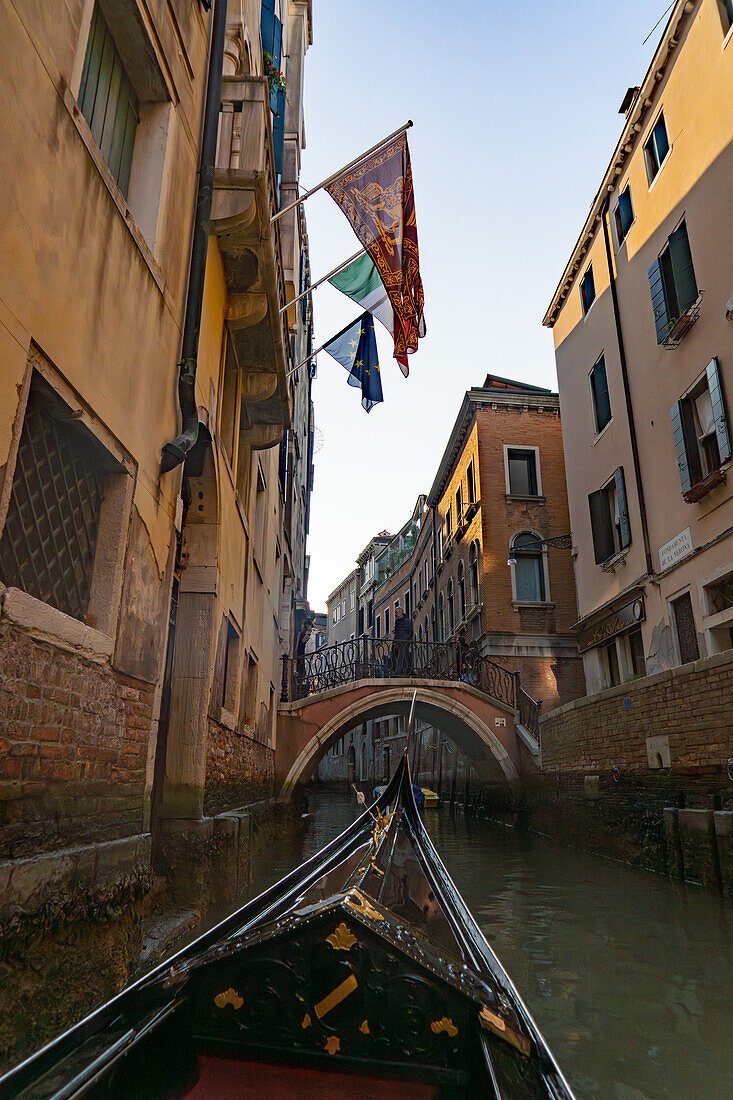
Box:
0 743 574 1098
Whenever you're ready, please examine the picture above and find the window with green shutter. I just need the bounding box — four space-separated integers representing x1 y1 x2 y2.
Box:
79 5 139 197
644 112 670 183
647 220 698 345
590 354 612 433
670 359 731 499
588 467 630 565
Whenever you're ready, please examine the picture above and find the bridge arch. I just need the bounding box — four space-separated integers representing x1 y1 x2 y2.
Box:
278 682 520 799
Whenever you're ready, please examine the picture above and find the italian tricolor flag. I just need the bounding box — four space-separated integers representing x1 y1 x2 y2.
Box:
329 253 412 376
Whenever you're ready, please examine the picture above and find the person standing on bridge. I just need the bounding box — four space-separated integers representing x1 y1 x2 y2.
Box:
392 605 413 676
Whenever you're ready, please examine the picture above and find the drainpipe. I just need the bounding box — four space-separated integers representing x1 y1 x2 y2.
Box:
600 199 654 578
161 0 228 473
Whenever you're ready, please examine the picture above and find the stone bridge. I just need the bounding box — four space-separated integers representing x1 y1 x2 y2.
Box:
275 640 541 797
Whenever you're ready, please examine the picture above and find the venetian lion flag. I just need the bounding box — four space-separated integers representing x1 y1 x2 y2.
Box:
325 132 425 376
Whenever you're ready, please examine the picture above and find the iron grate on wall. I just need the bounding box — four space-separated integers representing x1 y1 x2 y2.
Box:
0 376 108 622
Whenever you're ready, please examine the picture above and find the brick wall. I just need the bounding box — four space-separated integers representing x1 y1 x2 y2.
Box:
204 719 274 815
540 648 733 776
0 623 151 858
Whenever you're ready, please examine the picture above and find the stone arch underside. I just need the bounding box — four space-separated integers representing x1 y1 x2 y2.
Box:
278 684 519 799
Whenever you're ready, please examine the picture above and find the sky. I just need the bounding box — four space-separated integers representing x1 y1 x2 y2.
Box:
299 0 672 610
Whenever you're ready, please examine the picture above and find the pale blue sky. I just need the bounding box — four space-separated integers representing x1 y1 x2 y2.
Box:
300 0 669 609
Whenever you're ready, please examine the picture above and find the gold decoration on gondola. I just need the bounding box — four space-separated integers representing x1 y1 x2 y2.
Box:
345 889 384 922
324 1036 341 1055
478 1006 531 1058
326 922 357 951
214 988 243 1010
430 1017 458 1037
301 1013 312 1029
359 1019 370 1035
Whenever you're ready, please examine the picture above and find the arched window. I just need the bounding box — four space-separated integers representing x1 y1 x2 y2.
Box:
457 561 466 622
438 593 445 641
469 541 480 606
447 579 455 636
511 532 547 603
425 615 429 642
430 606 436 641
418 624 423 641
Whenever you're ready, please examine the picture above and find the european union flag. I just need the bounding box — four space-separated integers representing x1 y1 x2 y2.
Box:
322 312 383 413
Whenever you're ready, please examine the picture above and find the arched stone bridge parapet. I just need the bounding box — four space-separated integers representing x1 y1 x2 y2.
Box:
276 679 523 799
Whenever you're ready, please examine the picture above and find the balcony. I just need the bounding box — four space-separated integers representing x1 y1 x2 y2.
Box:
661 293 702 350
212 76 290 449
683 467 726 504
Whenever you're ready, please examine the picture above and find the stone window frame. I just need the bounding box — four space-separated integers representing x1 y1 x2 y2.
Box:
0 348 135 653
508 528 552 607
68 0 178 264
503 444 543 499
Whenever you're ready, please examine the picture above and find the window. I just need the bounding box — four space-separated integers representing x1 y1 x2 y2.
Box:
437 527 443 562
506 448 539 496
0 373 120 624
244 654 258 727
581 266 596 315
467 461 476 504
445 506 452 539
628 629 646 678
376 615 381 639
511 533 546 603
644 112 670 183
469 541 479 606
671 359 731 496
602 640 621 687
77 2 171 247
384 607 390 636
719 0 733 33
457 561 466 621
350 590 355 611
447 579 455 636
431 606 436 642
404 589 410 617
614 186 634 245
79 5 139 196
332 608 337 625
438 593 445 641
455 485 463 524
671 592 700 664
588 467 631 564
210 616 240 718
341 599 346 617
590 354 612 433
219 337 239 469
648 221 698 344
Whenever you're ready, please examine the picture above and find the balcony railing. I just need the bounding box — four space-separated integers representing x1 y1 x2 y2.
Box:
281 637 525 713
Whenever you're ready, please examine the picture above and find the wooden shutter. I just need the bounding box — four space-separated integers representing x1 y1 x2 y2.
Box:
272 88 286 177
260 0 276 56
588 490 613 564
706 357 732 464
648 258 669 344
668 222 698 315
670 401 692 493
680 397 703 485
614 467 631 549
209 615 228 718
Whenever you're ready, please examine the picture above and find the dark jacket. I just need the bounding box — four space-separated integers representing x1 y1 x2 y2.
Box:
393 614 413 641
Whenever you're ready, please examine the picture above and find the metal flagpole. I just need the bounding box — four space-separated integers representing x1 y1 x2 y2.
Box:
278 247 364 315
284 312 363 379
270 120 413 224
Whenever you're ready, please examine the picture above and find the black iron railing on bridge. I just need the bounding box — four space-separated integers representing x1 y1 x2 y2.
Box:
281 638 541 740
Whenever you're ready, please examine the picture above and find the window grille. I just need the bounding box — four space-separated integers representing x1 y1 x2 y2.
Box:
0 377 108 622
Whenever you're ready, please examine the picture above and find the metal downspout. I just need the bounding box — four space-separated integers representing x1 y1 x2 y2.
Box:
161 0 228 473
600 199 654 577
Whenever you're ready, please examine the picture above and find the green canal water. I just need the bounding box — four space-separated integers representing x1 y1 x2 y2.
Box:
247 787 733 1099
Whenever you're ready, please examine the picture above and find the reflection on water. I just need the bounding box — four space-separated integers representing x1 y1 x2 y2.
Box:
247 788 733 1099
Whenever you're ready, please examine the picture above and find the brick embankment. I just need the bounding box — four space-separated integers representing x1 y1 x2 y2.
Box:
0 623 151 859
204 718 275 815
521 650 733 890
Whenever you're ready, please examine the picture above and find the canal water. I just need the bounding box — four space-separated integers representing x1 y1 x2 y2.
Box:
247 787 733 1099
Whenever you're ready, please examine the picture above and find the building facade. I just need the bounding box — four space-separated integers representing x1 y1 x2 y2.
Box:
356 531 392 637
326 568 358 645
544 0 733 697
0 0 315 1059
372 377 584 712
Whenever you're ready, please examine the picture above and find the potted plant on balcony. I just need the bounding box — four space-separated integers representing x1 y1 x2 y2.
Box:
264 53 288 102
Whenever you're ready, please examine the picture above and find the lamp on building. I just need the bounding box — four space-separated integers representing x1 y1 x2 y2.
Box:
507 533 573 568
